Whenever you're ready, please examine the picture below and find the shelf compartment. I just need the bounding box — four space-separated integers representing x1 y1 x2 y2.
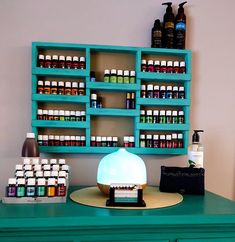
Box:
32 94 89 103
39 146 186 154
32 120 89 129
136 123 189 131
32 67 89 78
137 98 190 106
87 108 139 116
86 82 139 91
138 72 191 81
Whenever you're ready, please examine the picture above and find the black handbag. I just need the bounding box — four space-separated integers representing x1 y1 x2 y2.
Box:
159 166 205 195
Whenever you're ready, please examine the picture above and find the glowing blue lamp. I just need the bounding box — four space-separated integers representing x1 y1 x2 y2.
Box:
97 148 147 194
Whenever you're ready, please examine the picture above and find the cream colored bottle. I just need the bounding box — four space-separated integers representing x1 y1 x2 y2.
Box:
188 130 204 168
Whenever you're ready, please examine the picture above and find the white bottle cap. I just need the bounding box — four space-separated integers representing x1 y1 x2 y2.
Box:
44 170 51 177
49 135 54 140
154 60 160 65
65 136 70 141
172 110 178 116
111 69 116 74
45 55 51 60
80 56 85 62
154 85 159 90
91 136 96 141
172 133 177 139
38 135 43 140
38 80 44 85
45 81 50 86
160 110 165 115
112 137 118 142
42 110 48 115
147 110 152 115
59 110 65 115
167 85 172 91
41 158 48 165
17 178 25 185
70 111 75 116
48 178 56 186
43 164 51 171
16 170 24 177
160 86 166 90
79 82 85 88
24 164 32 171
75 111 81 116
174 61 179 67
23 158 31 165
38 54 44 59
62 165 69 172
32 158 39 165
91 93 97 100
153 134 159 140
173 86 178 91
141 85 146 90
178 133 183 139
51 170 58 177
130 70 135 76
104 69 110 74
146 134 152 139
123 136 129 142
179 86 185 91
58 178 66 185
60 135 65 141
140 110 145 115
59 55 65 61
81 111 85 116
147 60 153 65
65 82 71 87
42 135 48 140
81 136 86 141
101 137 107 141
72 82 78 88
129 136 135 142
178 111 184 115
58 81 64 86
107 136 112 141
153 110 159 115
180 61 185 67
59 170 67 178
65 110 70 116
50 159 57 165
73 56 79 61
66 56 72 61
147 84 153 90
26 133 35 138
51 81 57 86
37 178 46 186
124 70 129 76
48 110 54 116
117 70 123 75
52 55 58 60
160 135 165 140
52 164 60 171
71 136 75 140
27 178 36 186
161 60 166 66
141 59 147 64
34 164 42 171
58 159 66 165
15 164 23 171
75 136 80 141
96 136 101 142
166 110 172 116
36 170 43 177
140 134 145 139
167 61 173 66
8 178 17 185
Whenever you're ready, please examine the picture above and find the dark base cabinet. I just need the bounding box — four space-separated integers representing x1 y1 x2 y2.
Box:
1 187 235 242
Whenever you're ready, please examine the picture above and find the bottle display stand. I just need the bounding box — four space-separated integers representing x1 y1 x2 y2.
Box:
32 42 191 155
2 196 67 204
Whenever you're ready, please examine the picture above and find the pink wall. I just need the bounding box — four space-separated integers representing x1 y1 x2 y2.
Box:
0 0 234 199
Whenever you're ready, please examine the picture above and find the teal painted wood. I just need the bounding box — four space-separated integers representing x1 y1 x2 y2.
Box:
136 123 190 131
86 82 139 91
32 42 191 155
137 98 190 106
1 186 235 242
32 94 89 103
32 67 89 77
87 108 139 116
138 72 191 81
32 120 89 129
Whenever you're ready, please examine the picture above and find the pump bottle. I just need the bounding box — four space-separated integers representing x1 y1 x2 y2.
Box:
175 2 187 49
162 2 175 48
188 130 204 168
151 19 162 48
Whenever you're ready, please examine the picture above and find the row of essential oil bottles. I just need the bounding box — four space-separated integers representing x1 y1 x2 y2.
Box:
141 84 185 99
141 60 186 73
37 109 86 122
38 135 86 146
140 133 184 148
38 54 86 69
90 136 118 147
140 109 184 124
103 69 136 84
6 158 69 198
37 80 85 96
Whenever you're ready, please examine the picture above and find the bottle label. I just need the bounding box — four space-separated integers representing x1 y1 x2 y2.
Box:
188 151 203 168
176 22 186 31
153 30 162 38
165 22 174 29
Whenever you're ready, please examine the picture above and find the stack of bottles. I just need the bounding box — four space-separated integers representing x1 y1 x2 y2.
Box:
140 133 184 148
37 109 86 121
38 135 86 146
90 93 103 108
38 54 86 69
141 60 185 73
103 69 136 84
5 158 69 200
90 136 118 147
37 80 85 96
141 84 185 99
140 109 184 124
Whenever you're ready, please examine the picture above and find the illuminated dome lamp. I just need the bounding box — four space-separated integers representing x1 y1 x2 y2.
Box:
97 148 147 194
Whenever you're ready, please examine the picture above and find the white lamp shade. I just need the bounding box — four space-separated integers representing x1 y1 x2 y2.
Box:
97 148 147 186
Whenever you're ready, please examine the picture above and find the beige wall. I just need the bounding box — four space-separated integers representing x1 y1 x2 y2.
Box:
0 0 234 200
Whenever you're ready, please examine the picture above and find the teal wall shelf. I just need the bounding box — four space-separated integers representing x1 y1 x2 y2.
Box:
32 42 191 154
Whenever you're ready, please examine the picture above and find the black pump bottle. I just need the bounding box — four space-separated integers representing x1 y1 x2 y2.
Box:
175 1 187 49
162 2 175 48
151 19 162 48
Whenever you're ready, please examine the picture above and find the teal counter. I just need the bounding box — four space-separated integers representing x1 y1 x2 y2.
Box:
1 186 235 242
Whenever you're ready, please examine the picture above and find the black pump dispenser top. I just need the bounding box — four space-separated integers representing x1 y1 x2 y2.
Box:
192 130 204 143
178 1 187 13
162 2 173 12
